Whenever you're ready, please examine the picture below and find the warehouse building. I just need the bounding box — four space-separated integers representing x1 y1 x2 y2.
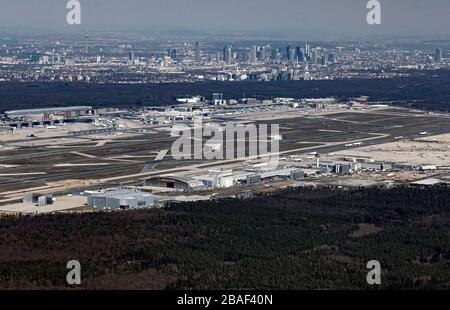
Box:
319 161 363 174
22 193 53 207
143 176 205 191
193 168 305 189
84 188 155 209
4 106 95 128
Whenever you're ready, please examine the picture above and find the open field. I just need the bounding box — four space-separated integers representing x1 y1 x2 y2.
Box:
0 195 87 215
337 133 450 166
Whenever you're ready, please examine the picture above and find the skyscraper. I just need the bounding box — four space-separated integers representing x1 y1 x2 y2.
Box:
169 48 177 60
271 48 279 60
328 53 337 63
289 48 295 62
305 42 310 60
295 46 304 62
249 45 257 64
223 45 232 64
285 45 292 61
311 49 318 64
436 48 443 62
195 41 201 62
260 46 268 61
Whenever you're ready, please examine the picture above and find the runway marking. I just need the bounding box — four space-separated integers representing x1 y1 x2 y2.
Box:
54 163 110 167
0 172 47 177
155 149 169 161
109 155 155 159
95 140 111 147
105 158 142 163
46 145 86 149
71 151 97 159
318 129 342 133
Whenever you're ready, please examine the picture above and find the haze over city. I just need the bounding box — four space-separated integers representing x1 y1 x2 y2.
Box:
1 0 450 38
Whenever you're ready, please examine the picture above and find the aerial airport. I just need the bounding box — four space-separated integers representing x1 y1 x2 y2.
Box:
1 95 449 214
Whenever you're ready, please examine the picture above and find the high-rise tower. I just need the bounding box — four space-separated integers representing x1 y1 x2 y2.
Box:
195 41 201 62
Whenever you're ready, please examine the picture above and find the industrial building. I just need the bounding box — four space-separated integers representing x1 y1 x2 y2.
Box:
22 193 53 207
188 167 306 190
143 176 206 191
319 161 356 174
4 106 95 128
84 188 155 209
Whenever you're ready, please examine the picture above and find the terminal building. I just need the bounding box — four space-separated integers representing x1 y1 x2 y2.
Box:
4 106 96 128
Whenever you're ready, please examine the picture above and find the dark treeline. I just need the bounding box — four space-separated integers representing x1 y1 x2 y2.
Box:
0 185 449 289
1 70 450 112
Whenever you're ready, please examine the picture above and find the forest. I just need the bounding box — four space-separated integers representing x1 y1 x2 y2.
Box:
0 184 449 289
1 70 450 112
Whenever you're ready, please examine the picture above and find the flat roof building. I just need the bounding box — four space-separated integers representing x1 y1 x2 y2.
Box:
4 106 95 127
84 188 155 210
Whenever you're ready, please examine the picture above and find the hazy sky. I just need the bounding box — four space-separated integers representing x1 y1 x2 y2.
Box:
0 0 449 38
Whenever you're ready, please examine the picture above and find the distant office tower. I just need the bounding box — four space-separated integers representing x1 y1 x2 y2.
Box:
169 48 177 60
249 45 257 64
436 48 443 62
328 53 336 63
30 52 40 62
305 42 310 60
271 48 279 60
223 45 232 64
295 46 303 62
195 41 201 62
311 49 318 64
285 45 292 61
321 55 327 66
129 51 135 62
289 48 295 62
260 46 268 61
